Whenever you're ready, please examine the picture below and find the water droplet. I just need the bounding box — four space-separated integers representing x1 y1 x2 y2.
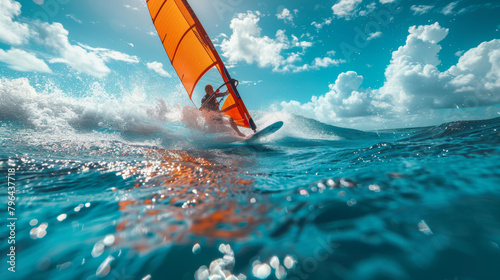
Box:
92 242 105 258
270 256 280 269
193 243 201 254
369 184 381 192
252 263 271 279
37 230 47 238
418 220 433 235
96 256 114 277
57 214 67 221
275 265 286 279
194 266 210 280
284 255 296 269
103 234 115 246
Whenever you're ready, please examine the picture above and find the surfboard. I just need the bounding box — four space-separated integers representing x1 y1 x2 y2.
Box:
245 121 283 143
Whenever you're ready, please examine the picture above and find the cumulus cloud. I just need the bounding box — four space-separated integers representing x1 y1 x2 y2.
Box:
30 21 111 78
0 0 30 45
281 22 500 122
147 61 171 78
220 11 344 73
379 0 396 3
282 71 375 121
220 12 289 70
380 23 500 111
410 5 434 15
0 48 52 73
0 0 140 78
276 8 295 25
332 0 363 19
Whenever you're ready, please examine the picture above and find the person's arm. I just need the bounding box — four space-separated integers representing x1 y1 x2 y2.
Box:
214 90 229 98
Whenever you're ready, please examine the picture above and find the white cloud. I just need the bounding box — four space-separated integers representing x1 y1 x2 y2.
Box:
219 12 288 70
78 44 140 63
0 1 140 78
276 8 295 25
379 22 450 110
441 1 458 15
387 25 500 110
380 24 500 112
359 2 377 17
220 11 343 73
390 22 449 66
447 40 500 95
0 0 30 45
440 2 500 16
379 0 396 3
311 18 332 31
410 5 434 15
455 3 500 15
31 21 111 78
65 14 82 24
290 55 346 73
332 0 363 19
147 61 171 78
124 4 139 11
281 71 375 120
0 48 52 73
367 31 382 41
281 22 500 122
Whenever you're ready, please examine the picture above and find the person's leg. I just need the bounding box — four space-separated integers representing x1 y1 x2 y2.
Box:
228 118 245 137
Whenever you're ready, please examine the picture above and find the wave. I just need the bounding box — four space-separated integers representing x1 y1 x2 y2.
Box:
404 117 500 142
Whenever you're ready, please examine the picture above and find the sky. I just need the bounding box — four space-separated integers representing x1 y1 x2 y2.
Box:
0 0 499 130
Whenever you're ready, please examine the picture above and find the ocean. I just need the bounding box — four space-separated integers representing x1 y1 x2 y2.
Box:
1 77 500 280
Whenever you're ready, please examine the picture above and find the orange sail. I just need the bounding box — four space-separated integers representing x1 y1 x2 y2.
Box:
146 0 256 131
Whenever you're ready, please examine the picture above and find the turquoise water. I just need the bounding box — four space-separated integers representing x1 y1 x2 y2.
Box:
1 84 500 279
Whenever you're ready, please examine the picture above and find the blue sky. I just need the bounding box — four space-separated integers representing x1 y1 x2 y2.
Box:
0 0 499 129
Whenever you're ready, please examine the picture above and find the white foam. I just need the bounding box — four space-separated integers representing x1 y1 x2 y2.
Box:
252 110 341 142
0 77 201 148
1 77 345 148
0 77 174 133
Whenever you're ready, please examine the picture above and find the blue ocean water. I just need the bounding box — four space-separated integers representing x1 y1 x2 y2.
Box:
1 80 500 280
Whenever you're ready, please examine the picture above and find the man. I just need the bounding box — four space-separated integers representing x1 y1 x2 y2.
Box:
200 84 246 137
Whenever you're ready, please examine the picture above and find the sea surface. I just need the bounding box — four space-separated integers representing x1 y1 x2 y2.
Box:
1 78 500 280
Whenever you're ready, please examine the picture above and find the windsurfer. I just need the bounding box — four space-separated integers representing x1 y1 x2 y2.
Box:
201 84 246 137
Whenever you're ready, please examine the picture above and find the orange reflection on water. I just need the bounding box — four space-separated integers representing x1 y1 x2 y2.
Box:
115 149 268 250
